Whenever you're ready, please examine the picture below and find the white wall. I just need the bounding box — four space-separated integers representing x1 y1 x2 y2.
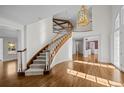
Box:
0 38 3 61
111 6 120 69
26 17 55 63
111 5 124 72
2 37 18 62
51 37 72 68
72 6 112 63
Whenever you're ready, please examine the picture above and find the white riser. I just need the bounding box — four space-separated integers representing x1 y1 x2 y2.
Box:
30 64 45 69
25 72 43 76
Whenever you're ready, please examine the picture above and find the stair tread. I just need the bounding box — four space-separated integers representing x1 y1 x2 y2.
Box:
37 56 46 59
34 59 46 61
40 52 46 54
25 68 44 72
37 55 46 57
30 64 45 66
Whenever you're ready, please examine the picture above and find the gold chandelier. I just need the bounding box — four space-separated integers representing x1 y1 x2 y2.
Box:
78 5 90 26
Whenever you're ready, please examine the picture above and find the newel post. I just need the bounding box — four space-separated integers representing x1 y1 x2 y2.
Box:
46 50 50 71
17 48 26 75
17 52 23 72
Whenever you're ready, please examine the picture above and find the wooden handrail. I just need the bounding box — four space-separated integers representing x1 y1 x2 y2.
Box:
53 18 73 31
51 31 62 42
50 31 71 47
17 48 27 52
50 33 67 45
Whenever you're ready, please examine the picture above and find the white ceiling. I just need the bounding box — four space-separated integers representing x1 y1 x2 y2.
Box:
0 5 85 25
0 5 92 38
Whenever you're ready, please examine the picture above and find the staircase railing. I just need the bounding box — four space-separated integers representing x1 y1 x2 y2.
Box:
45 32 72 71
27 18 73 71
26 31 72 71
49 32 71 62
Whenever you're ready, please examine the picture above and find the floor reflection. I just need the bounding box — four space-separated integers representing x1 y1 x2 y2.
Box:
74 60 115 69
1 61 17 77
6 62 16 75
67 68 123 87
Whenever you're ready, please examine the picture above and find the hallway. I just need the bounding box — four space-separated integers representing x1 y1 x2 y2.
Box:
0 60 124 87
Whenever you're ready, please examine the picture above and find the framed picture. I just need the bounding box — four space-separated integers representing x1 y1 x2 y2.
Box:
8 42 16 54
121 6 124 25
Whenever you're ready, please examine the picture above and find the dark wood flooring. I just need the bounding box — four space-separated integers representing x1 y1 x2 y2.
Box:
0 60 124 87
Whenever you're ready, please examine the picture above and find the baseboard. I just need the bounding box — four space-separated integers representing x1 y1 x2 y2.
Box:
3 59 17 62
100 62 111 64
110 63 124 73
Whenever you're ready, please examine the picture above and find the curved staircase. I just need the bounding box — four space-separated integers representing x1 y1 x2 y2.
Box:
25 18 73 76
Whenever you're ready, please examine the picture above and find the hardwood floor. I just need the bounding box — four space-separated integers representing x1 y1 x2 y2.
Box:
0 60 124 87
73 54 98 63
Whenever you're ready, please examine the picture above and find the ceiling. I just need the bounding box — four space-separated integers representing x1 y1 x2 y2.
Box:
54 5 92 27
0 5 92 37
0 5 86 25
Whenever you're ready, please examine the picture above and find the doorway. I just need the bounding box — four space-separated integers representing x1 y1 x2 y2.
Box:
73 39 83 61
88 40 98 62
0 25 19 77
73 36 99 63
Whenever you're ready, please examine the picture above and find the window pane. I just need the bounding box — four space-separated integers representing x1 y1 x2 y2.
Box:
115 13 120 30
114 30 120 67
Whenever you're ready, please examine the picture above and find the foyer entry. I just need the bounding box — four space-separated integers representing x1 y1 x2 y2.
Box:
73 35 99 63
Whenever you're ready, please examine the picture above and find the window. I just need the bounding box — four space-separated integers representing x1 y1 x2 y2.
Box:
115 13 120 30
114 30 120 67
121 6 124 25
114 12 120 68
